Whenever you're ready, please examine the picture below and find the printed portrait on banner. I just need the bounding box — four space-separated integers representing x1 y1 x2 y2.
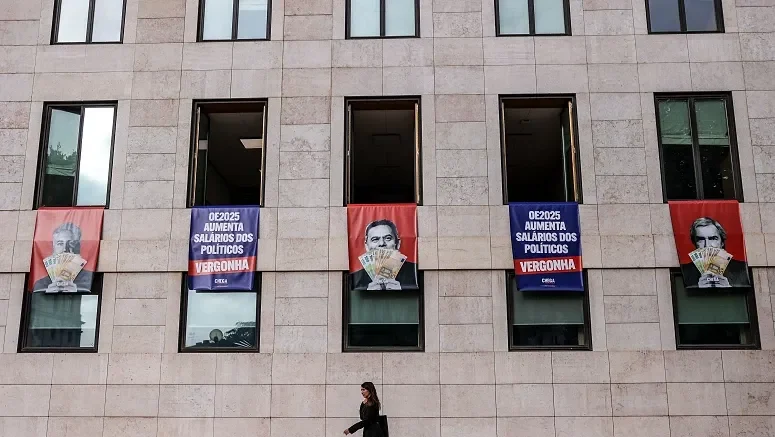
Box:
669 200 750 289
347 204 419 291
29 208 104 293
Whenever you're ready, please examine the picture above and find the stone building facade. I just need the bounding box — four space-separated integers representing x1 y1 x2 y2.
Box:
0 0 775 436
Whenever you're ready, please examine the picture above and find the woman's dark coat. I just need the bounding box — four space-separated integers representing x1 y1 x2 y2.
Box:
348 402 384 437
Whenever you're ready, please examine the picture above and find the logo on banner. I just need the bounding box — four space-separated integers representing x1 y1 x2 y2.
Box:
30 208 103 293
347 204 419 291
188 207 259 290
509 202 584 292
669 200 750 288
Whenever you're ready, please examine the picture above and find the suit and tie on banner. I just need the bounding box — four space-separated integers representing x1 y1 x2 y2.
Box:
188 206 260 291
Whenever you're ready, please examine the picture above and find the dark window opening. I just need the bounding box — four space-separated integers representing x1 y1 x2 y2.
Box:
346 99 420 205
501 97 580 204
647 0 723 33
180 274 260 352
671 269 758 348
507 271 591 350
344 272 423 351
20 274 103 351
496 0 571 36
346 0 419 38
198 0 271 41
53 0 126 43
656 94 741 201
189 101 267 207
36 103 117 208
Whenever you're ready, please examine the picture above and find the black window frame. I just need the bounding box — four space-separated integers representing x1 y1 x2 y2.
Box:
197 0 273 42
179 273 262 353
670 268 760 350
51 0 128 44
19 273 104 353
499 94 583 205
506 270 592 351
344 96 423 206
654 93 743 203
494 0 572 37
342 271 425 352
34 102 119 210
645 0 724 34
186 99 269 208
345 0 421 39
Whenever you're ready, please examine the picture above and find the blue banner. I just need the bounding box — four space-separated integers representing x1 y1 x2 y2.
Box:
188 206 259 290
509 202 584 292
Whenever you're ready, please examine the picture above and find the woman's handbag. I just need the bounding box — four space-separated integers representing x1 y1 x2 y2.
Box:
378 415 389 437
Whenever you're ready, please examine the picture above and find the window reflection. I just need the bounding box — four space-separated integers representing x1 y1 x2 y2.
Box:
185 290 257 348
350 0 380 37
534 0 566 34
499 0 530 34
648 0 681 32
43 109 81 206
57 0 90 42
92 0 124 41
237 0 268 39
684 0 718 31
203 0 235 40
76 107 115 206
385 0 416 36
27 293 99 348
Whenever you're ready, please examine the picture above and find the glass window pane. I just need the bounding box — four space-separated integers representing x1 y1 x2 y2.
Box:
203 0 234 40
658 100 692 145
511 289 585 325
648 0 681 32
385 0 416 36
498 0 530 34
699 143 735 199
674 275 750 324
76 107 114 206
237 0 268 39
534 0 567 34
695 100 729 146
185 291 257 348
57 0 90 42
27 293 99 348
43 108 82 207
685 0 719 31
92 0 124 42
348 288 420 348
350 0 380 37
662 143 698 200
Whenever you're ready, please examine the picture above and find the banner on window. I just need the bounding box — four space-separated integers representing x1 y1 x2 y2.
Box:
29 207 103 293
347 204 418 291
669 200 750 289
509 202 583 292
188 206 259 291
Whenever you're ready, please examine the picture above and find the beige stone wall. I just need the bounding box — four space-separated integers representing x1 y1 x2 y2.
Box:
1 0 775 435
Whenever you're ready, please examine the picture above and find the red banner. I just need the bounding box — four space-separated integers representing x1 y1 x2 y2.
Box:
669 200 750 288
29 208 103 293
347 204 418 290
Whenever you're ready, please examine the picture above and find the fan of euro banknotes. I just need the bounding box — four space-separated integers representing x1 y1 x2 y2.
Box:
689 247 732 276
43 253 87 283
359 249 407 282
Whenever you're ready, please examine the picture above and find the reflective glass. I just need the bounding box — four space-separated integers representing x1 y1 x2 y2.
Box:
203 0 234 40
350 0 381 37
27 293 99 348
648 0 681 32
185 291 257 348
658 100 692 145
534 0 567 34
76 107 114 206
237 0 268 39
57 0 90 42
43 108 81 206
347 288 420 348
685 0 719 31
498 0 530 34
92 0 124 41
385 0 416 36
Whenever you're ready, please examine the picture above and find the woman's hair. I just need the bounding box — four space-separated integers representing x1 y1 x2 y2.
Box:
361 382 380 408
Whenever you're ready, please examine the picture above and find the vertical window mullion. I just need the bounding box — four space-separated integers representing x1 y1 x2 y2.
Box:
71 106 87 206
528 0 536 34
380 0 386 36
687 98 705 199
677 0 688 32
232 0 239 40
86 0 97 42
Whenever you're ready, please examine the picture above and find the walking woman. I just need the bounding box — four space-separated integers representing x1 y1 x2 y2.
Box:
344 382 384 437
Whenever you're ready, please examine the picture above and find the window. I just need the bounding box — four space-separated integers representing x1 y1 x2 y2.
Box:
656 94 741 201
507 272 590 349
647 0 723 32
198 0 271 41
671 269 758 348
36 103 117 208
53 0 126 43
346 98 421 205
346 0 419 38
496 0 571 36
188 101 267 207
501 96 580 203
20 274 103 351
181 274 260 351
344 272 423 350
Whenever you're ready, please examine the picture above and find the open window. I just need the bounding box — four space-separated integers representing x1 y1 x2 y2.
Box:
506 271 591 349
501 96 580 204
671 269 758 348
188 101 267 207
346 98 421 205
